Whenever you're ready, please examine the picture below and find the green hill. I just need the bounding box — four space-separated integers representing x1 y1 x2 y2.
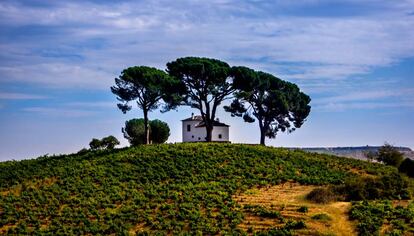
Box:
0 143 412 235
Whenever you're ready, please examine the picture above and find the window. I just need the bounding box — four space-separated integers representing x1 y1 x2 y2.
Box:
218 134 222 139
192 135 194 138
187 124 191 132
198 137 201 140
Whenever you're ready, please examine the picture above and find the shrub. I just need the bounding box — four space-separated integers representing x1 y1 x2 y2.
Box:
399 158 414 177
377 143 404 168
306 187 338 204
335 173 410 201
123 119 170 145
149 120 170 144
101 136 120 150
297 206 308 213
89 136 120 150
123 119 147 146
89 138 102 150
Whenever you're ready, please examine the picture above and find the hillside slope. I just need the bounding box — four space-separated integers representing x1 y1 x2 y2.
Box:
0 143 412 235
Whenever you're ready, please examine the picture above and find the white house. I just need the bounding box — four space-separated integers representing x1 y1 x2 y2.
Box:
182 113 230 142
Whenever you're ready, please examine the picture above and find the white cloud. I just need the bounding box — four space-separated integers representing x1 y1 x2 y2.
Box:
0 63 115 89
0 92 48 100
0 0 413 88
23 107 97 117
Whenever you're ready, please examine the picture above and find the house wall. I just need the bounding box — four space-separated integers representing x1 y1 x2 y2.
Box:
211 126 229 142
182 121 229 142
182 120 207 142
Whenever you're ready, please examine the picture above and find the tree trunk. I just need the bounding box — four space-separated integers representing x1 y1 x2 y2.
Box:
205 123 213 142
143 109 150 144
259 121 266 146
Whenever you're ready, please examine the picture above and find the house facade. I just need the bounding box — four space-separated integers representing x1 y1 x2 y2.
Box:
182 114 229 142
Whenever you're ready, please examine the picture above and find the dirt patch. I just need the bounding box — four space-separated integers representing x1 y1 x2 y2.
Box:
233 182 356 236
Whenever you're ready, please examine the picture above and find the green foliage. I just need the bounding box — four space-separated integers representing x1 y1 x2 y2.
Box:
399 158 414 177
123 118 170 145
101 136 120 150
306 187 339 204
0 143 408 234
377 143 404 167
335 173 410 201
149 119 170 144
89 138 102 150
122 118 147 145
89 136 120 150
225 66 311 145
244 205 282 219
166 57 234 141
350 201 414 236
111 66 181 144
297 206 308 213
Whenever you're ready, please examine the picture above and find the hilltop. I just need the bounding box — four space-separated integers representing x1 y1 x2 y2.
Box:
0 143 413 235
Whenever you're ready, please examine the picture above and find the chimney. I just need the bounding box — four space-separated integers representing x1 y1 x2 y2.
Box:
191 113 194 119
216 118 219 122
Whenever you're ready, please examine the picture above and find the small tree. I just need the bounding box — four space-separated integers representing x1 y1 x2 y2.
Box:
111 66 182 144
225 66 311 145
89 136 120 150
123 118 170 145
89 138 102 150
364 150 377 162
377 143 404 167
150 119 170 144
123 119 147 146
101 135 120 150
399 158 414 177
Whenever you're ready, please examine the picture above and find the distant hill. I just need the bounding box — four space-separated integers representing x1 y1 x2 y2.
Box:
297 146 414 161
0 143 412 235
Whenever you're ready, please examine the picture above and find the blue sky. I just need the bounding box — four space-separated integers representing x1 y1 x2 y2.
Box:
0 0 413 160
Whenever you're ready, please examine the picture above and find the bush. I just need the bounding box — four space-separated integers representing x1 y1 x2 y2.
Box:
377 143 404 168
123 119 147 146
149 120 170 144
89 136 120 150
335 173 410 201
306 187 338 204
123 118 170 145
101 136 120 150
399 158 414 177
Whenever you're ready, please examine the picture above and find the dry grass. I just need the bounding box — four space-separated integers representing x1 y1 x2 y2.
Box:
233 182 357 236
0 176 58 197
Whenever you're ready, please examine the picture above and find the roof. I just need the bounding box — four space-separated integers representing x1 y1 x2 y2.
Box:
181 115 230 127
181 115 203 121
195 120 230 128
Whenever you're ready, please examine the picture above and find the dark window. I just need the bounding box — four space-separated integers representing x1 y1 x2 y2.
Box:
187 124 191 132
198 137 201 140
218 134 222 139
192 135 194 138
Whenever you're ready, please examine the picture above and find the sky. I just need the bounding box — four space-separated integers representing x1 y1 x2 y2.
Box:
0 0 413 161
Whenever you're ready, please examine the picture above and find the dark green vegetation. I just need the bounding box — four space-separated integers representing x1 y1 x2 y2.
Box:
113 57 310 145
111 66 182 144
350 201 414 236
89 135 120 151
122 119 170 145
0 143 411 235
225 66 311 145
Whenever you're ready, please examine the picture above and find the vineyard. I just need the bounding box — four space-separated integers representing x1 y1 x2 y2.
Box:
0 143 412 235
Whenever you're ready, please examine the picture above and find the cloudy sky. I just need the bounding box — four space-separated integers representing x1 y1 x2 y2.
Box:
1 0 413 160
